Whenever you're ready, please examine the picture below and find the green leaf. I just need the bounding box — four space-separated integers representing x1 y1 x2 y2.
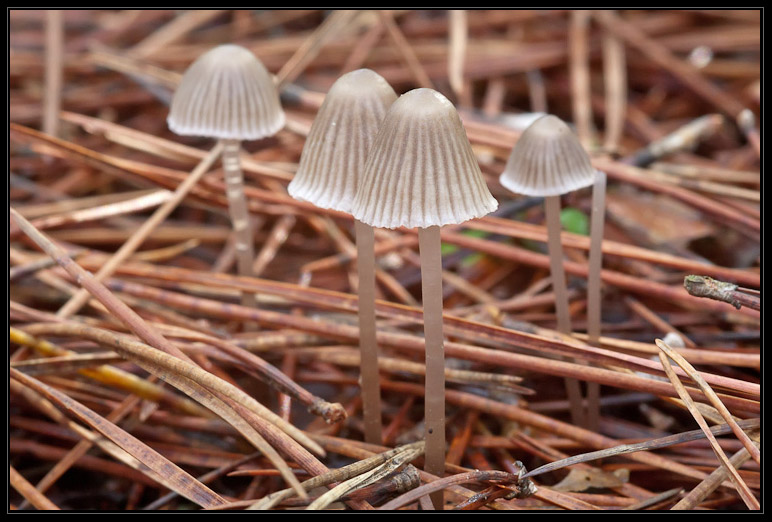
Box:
560 207 590 236
440 243 458 256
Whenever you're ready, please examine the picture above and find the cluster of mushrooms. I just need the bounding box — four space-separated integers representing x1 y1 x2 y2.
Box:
167 44 608 509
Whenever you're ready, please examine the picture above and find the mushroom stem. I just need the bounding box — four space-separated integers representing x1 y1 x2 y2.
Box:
221 138 257 309
585 171 607 431
355 219 383 445
544 195 586 427
418 225 446 510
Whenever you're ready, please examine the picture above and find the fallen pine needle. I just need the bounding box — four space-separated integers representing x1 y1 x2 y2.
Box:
656 344 759 509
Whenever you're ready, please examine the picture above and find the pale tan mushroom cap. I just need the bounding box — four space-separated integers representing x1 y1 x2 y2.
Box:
287 69 397 213
167 44 285 141
351 88 498 229
499 114 596 197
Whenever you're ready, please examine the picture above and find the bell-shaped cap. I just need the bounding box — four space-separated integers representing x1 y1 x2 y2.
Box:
499 114 596 197
167 44 285 141
351 88 498 229
288 69 397 213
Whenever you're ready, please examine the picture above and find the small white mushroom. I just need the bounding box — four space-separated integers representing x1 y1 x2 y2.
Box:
499 114 604 429
168 44 285 308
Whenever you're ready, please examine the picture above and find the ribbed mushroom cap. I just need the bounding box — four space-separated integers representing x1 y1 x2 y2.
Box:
350 88 498 229
288 69 397 213
167 44 285 141
499 114 596 197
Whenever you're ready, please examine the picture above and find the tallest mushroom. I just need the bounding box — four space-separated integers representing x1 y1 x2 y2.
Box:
352 88 498 509
168 44 285 307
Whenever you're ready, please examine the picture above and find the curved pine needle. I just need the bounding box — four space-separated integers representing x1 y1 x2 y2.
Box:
453 484 516 510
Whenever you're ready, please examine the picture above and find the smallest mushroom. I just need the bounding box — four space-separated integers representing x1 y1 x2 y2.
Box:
499 114 602 428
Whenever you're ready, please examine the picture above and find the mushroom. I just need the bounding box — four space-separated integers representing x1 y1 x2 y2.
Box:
288 69 397 445
499 114 598 427
167 44 285 307
351 88 498 508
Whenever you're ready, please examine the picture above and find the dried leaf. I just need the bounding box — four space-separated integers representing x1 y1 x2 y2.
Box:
606 188 714 247
551 468 629 492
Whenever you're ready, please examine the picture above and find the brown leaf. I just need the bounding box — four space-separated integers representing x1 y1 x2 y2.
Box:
551 468 629 492
606 188 714 247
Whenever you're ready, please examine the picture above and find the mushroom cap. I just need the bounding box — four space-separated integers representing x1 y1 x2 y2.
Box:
288 69 397 213
350 88 498 229
167 44 285 141
499 114 596 197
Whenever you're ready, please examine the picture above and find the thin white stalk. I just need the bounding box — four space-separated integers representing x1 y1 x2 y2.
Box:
418 225 446 510
221 138 257 309
355 219 383 445
544 195 586 427
585 171 607 431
